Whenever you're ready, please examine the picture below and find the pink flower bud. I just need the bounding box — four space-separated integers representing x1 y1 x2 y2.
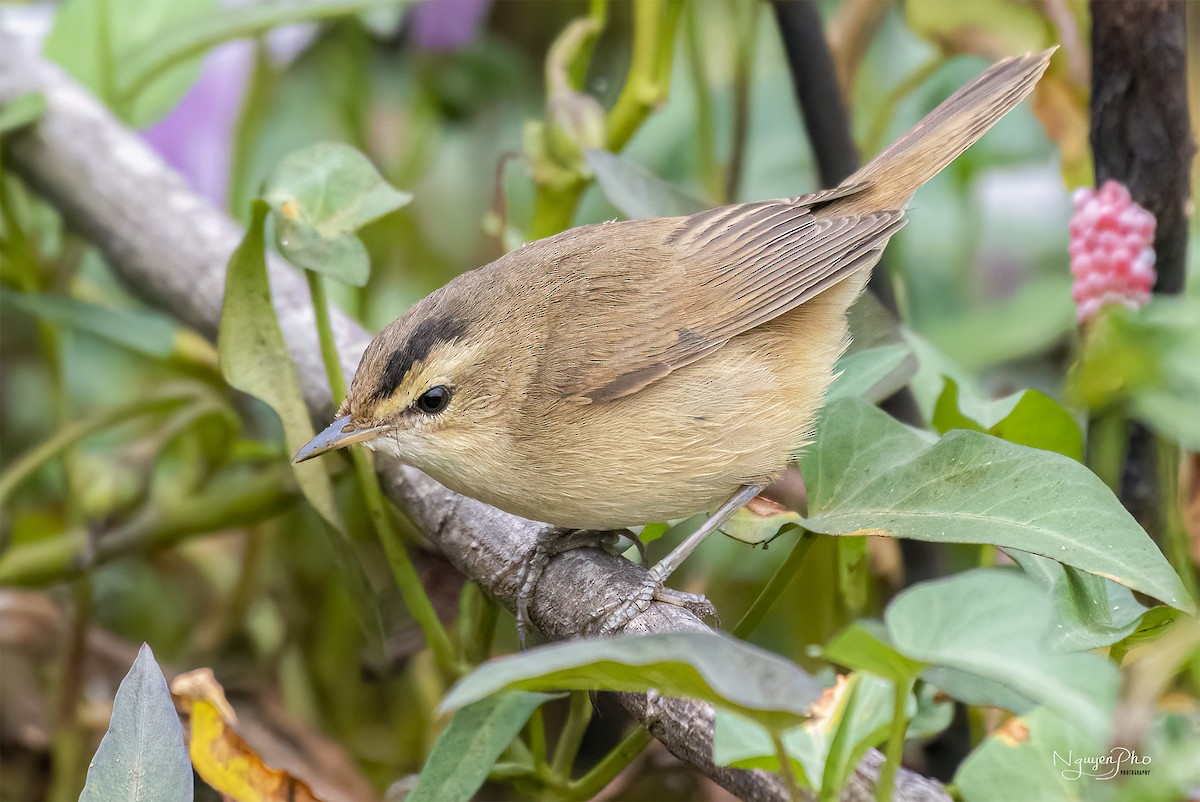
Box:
1068 180 1157 323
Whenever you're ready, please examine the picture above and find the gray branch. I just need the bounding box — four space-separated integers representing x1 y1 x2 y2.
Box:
0 30 948 802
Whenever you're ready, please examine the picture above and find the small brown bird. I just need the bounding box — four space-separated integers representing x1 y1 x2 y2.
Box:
296 48 1055 635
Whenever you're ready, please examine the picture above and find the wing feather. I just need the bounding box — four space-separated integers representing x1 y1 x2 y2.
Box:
549 199 906 403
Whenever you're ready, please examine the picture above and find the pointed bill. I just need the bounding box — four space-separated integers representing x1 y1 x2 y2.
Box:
292 415 385 463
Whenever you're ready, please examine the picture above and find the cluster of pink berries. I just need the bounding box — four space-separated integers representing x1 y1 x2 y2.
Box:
1069 180 1156 323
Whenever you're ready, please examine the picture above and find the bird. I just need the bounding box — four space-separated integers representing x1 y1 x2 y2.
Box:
294 48 1056 639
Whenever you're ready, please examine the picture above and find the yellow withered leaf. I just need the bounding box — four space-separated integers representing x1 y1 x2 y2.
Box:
171 669 323 802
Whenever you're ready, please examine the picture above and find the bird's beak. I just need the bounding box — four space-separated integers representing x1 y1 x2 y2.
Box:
292 415 386 464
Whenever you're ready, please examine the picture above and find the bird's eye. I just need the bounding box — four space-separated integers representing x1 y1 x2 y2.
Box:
415 385 451 414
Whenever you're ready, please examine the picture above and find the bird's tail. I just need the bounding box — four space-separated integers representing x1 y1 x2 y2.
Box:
830 48 1056 215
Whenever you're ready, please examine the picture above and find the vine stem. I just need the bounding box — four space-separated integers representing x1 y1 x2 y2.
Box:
526 0 682 241
876 679 912 802
733 530 815 638
567 727 653 799
606 0 683 152
551 691 593 780
771 729 802 802
304 269 459 678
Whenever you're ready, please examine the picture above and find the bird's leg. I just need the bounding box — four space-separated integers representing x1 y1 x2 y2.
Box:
597 483 767 635
514 526 643 649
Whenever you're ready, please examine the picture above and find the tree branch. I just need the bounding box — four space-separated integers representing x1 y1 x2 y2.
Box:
0 30 948 802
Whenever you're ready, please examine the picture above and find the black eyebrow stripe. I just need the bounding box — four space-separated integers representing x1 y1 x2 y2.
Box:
371 316 468 403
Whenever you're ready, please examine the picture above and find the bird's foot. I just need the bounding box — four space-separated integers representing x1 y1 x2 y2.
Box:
514 527 641 649
595 565 719 635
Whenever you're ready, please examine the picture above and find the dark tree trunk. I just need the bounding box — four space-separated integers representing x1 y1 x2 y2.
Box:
1088 0 1194 534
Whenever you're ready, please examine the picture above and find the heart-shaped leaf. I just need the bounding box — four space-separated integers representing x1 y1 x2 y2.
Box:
263 142 411 285
885 569 1119 736
800 398 1191 612
954 706 1101 802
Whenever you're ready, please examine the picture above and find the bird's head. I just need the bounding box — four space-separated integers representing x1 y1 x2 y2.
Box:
292 292 512 471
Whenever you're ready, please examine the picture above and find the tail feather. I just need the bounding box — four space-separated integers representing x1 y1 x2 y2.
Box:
824 48 1056 216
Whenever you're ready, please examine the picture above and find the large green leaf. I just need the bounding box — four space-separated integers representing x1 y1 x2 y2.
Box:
45 0 214 127
442 631 822 731
218 201 379 637
885 570 1119 735
79 644 193 802
799 398 1191 611
585 148 707 219
409 692 554 802
262 142 411 285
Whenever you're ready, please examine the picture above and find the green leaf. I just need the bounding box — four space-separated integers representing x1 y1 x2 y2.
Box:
79 644 193 802
116 0 409 117
1108 605 1180 663
800 398 1192 611
409 692 555 802
1005 549 1148 652
262 142 411 285
218 201 380 639
719 504 801 547
885 569 1119 735
713 709 807 781
817 674 905 795
907 0 1053 56
1069 298 1200 450
920 666 1036 716
1 289 182 363
907 682 953 741
955 706 1101 802
714 674 913 795
0 92 46 134
933 378 1084 461
828 343 917 405
823 621 924 684
584 148 707 219
442 631 822 731
45 0 215 127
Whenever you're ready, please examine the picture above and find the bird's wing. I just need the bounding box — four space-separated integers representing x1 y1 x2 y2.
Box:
545 200 906 403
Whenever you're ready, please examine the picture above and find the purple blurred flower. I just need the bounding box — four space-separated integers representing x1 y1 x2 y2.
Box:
410 0 492 52
141 42 252 209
